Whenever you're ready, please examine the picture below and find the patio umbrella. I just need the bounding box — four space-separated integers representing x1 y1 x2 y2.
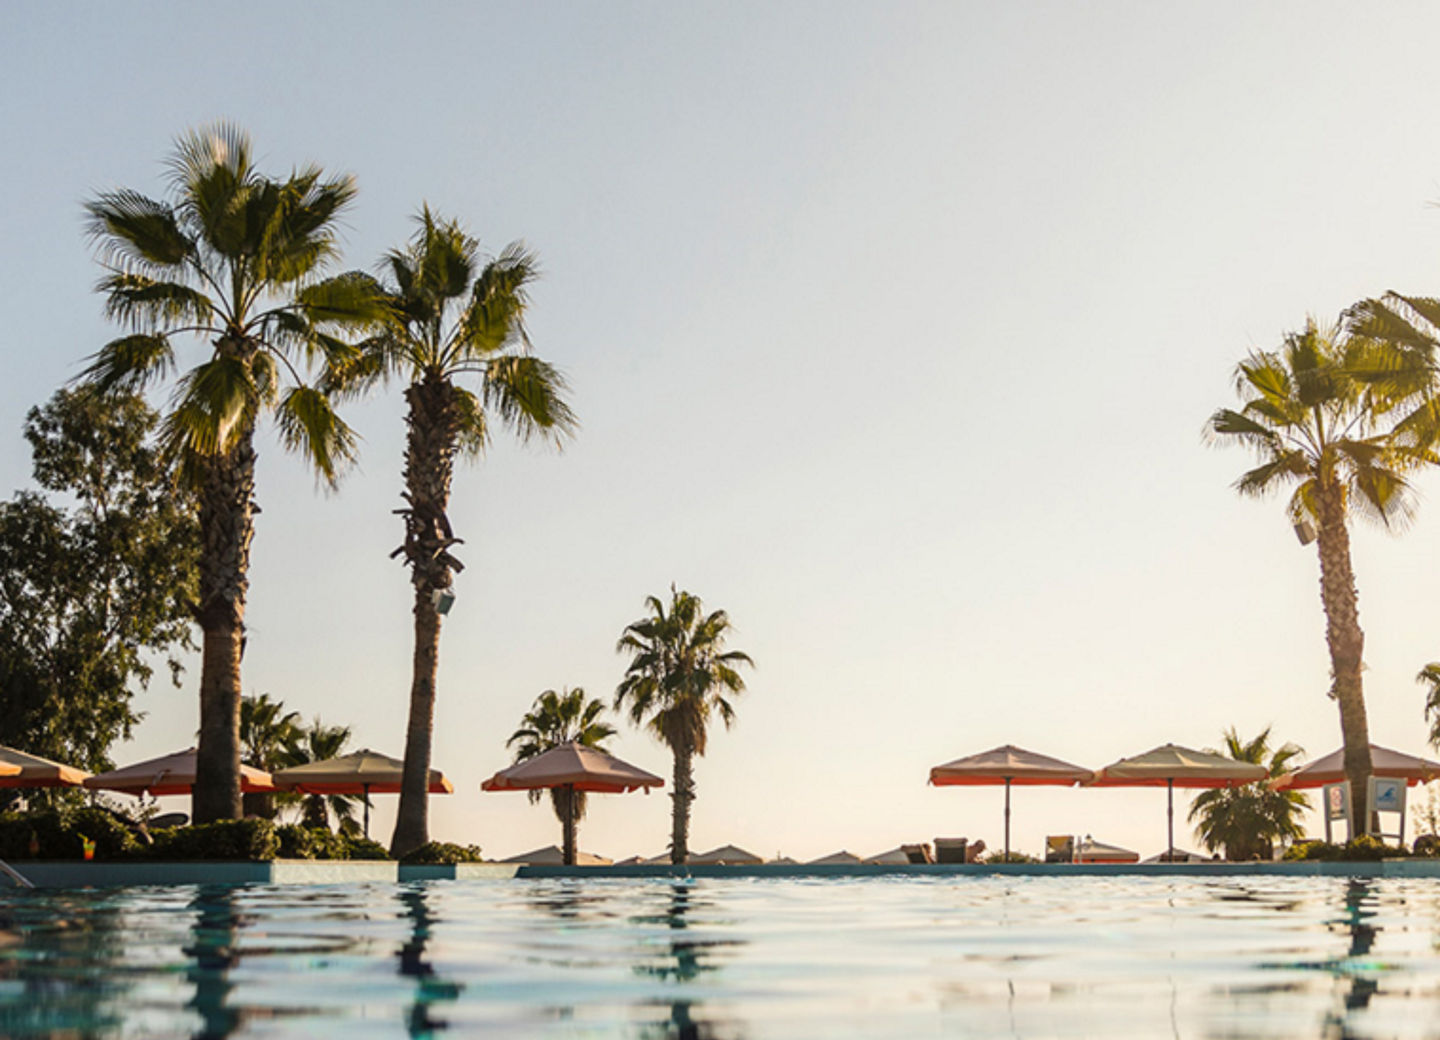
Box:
481 742 663 865
0 745 89 788
83 748 276 797
1091 743 1266 859
271 748 452 839
1076 838 1139 864
690 844 763 865
929 744 1094 858
1269 743 1440 789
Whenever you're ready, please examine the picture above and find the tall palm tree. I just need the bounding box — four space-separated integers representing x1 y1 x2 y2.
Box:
239 692 301 819
331 208 575 857
280 717 362 836
83 124 383 823
1188 727 1309 860
614 587 754 864
1207 315 1431 832
506 687 617 865
1416 664 1440 749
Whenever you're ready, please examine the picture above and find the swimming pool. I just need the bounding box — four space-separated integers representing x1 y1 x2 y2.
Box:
0 874 1436 1038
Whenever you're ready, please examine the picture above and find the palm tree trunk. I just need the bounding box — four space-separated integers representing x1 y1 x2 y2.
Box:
671 746 694 865
1315 479 1373 837
192 431 257 825
390 376 460 858
560 785 578 866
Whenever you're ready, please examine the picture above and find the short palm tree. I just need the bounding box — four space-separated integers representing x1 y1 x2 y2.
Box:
506 687 616 865
1188 727 1309 860
1207 315 1432 830
239 692 301 819
614 587 754 864
83 124 383 823
280 717 362 837
331 208 575 857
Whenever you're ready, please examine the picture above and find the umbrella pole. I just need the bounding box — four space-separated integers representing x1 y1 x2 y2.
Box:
1004 778 1012 860
1166 778 1174 860
363 784 370 840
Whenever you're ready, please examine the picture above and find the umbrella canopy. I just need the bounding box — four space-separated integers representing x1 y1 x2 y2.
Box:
1076 838 1139 864
500 845 613 866
930 744 1093 858
1092 744 1267 857
0 746 77 787
1271 743 1440 790
83 748 275 797
690 844 763 865
481 742 664 793
271 748 451 839
271 749 452 795
809 850 864 866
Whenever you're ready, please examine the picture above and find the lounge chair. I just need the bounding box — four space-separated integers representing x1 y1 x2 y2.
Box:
1045 835 1075 863
934 837 968 864
901 843 933 864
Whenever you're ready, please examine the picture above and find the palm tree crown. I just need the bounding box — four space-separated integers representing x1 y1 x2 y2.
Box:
615 587 754 864
1188 727 1309 860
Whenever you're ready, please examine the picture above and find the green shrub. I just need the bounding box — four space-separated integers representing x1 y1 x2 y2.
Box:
1413 834 1440 857
399 841 483 865
275 824 348 860
341 835 391 861
1283 836 1405 861
0 808 141 860
982 851 1039 864
147 819 278 861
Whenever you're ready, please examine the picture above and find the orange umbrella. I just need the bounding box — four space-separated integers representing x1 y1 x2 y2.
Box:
83 748 276 797
929 744 1093 859
482 742 663 866
1091 744 1267 858
482 742 664 794
1270 743 1440 789
0 746 89 788
272 749 452 838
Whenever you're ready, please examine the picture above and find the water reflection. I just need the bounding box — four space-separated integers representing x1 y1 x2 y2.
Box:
184 885 245 1039
0 891 130 1038
633 883 745 1040
1325 879 1381 1037
397 884 462 1037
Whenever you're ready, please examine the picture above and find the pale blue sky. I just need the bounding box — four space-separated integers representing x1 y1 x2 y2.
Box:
5 3 1440 859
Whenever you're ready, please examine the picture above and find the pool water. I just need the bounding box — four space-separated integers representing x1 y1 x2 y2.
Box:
1 875 1438 1038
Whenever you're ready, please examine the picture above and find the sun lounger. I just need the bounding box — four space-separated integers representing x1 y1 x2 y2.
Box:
902 843 933 864
934 837 968 864
1045 835 1075 863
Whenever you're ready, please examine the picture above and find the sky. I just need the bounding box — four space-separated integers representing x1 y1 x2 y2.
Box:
6 2 1440 862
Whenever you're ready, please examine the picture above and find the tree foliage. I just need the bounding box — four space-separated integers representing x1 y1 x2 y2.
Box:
0 387 197 771
1187 727 1309 860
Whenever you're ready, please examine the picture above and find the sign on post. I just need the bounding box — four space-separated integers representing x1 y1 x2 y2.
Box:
1323 781 1351 843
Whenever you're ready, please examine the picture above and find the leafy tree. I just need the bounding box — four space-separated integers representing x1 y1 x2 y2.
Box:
239 692 301 818
1188 727 1309 860
329 208 575 857
82 124 383 823
506 687 616 865
1207 316 1431 830
614 587 754 864
279 717 362 837
0 387 197 772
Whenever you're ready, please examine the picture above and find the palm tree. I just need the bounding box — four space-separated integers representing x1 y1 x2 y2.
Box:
1188 727 1309 860
83 124 383 823
331 208 575 857
614 587 754 864
1416 664 1440 749
239 692 301 818
280 717 362 837
1207 315 1431 833
506 687 617 865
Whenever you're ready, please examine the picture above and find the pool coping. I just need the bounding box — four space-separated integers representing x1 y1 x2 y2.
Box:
5 858 1440 887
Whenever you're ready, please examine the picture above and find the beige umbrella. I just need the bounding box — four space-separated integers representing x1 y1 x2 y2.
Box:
1076 838 1139 864
84 748 275 797
929 744 1094 858
271 748 452 839
1270 743 1440 789
0 747 61 786
1092 743 1267 858
500 845 613 866
690 844 763 865
481 742 663 866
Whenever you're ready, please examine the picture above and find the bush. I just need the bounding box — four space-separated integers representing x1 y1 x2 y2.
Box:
399 841 483 865
147 819 278 861
341 835 391 860
982 851 1039 864
1283 836 1405 861
0 807 142 860
1413 834 1440 857
275 824 346 860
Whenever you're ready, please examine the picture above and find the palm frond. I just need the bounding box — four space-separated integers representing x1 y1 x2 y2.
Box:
275 386 359 489
81 334 176 393
480 356 577 446
161 355 259 457
84 191 193 273
98 273 215 330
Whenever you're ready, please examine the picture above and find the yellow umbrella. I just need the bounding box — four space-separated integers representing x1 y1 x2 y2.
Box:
0 745 89 788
